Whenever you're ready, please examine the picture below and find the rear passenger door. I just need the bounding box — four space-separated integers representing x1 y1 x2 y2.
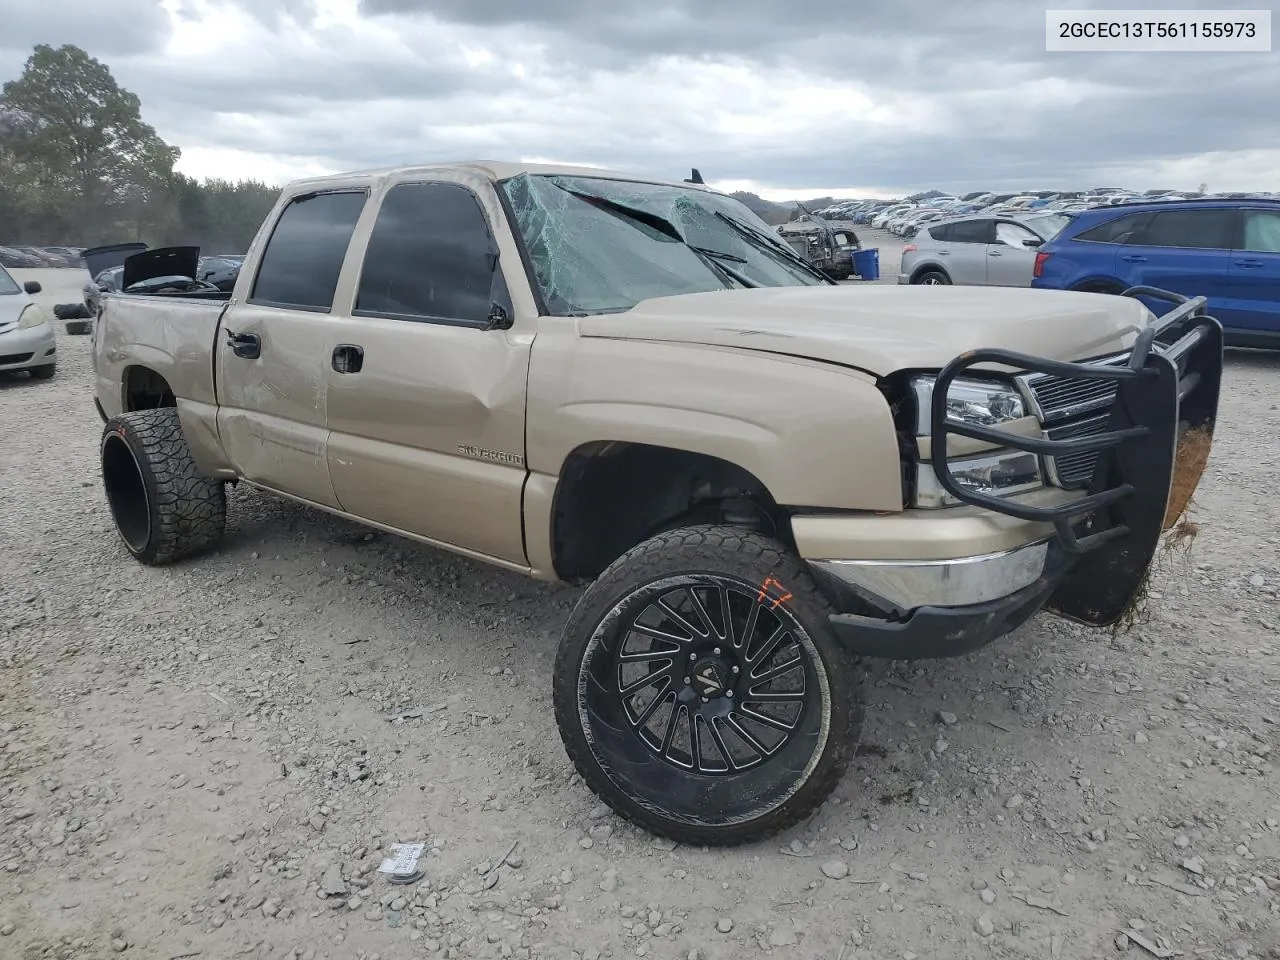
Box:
1227 208 1280 339
215 188 369 508
321 175 532 566
932 219 993 284
1114 207 1237 313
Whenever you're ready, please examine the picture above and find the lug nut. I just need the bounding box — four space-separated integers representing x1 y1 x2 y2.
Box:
683 676 691 684
713 647 722 655
726 690 734 698
689 653 697 660
732 666 740 674
701 696 709 703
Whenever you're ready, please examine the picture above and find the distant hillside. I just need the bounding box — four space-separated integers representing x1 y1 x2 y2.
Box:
730 191 842 225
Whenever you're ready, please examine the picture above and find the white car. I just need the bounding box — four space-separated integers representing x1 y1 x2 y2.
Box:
872 205 914 228
0 265 56 380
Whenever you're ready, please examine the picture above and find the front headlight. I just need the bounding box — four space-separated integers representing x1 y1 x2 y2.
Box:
908 374 1041 508
17 304 47 330
915 453 1043 508
911 375 1026 435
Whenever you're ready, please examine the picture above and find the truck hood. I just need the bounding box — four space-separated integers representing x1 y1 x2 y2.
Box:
577 285 1151 375
124 246 200 289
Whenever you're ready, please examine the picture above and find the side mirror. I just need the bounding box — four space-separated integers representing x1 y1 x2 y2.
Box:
98 282 111 292
23 280 42 295
1023 237 1044 247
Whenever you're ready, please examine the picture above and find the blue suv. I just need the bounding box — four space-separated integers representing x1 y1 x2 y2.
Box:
1031 198 1280 347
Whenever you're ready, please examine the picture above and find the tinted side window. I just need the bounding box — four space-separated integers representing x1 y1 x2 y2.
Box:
1241 210 1280 253
355 182 498 324
250 191 367 310
1074 212 1151 244
1135 208 1236 249
928 223 953 242
948 219 993 243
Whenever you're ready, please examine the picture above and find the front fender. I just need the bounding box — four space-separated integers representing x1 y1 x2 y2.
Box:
525 327 905 514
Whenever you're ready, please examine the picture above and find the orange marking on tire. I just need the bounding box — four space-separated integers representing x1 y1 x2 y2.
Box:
757 575 793 610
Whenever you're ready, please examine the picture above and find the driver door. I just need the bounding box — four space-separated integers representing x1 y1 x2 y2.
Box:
985 221 1042 286
321 175 532 565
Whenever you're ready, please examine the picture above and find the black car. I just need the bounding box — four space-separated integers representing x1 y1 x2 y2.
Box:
196 256 241 292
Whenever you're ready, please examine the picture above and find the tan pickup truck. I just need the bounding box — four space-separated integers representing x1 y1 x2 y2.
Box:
91 161 1224 845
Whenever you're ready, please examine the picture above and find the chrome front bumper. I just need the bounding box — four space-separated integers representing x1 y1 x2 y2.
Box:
809 538 1050 610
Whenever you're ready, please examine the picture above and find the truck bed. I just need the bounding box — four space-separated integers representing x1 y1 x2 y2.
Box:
93 293 228 419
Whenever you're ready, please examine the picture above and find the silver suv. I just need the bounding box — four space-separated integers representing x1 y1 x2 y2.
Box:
898 213 1072 286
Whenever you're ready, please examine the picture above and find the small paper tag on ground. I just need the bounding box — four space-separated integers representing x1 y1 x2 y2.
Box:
378 842 425 875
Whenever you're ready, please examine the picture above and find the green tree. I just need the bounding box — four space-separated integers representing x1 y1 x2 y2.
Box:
0 44 283 254
1 43 180 243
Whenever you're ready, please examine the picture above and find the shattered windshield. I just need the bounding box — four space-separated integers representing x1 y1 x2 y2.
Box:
500 173 830 316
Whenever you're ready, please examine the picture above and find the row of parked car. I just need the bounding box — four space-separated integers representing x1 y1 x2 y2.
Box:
881 194 1280 348
819 188 1280 241
0 244 86 268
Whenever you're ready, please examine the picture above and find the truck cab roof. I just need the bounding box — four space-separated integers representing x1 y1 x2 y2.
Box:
285 160 720 195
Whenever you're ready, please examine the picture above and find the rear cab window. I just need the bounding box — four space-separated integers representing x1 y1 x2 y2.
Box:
249 190 368 311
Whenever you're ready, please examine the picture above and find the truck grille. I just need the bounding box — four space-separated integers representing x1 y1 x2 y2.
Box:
1018 352 1129 491
1043 413 1110 488
1021 363 1124 424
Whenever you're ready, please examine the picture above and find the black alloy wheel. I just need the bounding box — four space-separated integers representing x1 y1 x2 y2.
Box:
553 526 863 846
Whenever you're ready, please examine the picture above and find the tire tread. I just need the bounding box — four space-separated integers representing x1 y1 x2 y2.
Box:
102 408 226 565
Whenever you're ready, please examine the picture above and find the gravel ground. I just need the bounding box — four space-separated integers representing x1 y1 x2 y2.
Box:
2 249 1279 960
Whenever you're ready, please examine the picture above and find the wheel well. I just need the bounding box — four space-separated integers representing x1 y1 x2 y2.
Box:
551 442 786 582
910 264 949 283
1071 279 1124 294
123 366 176 411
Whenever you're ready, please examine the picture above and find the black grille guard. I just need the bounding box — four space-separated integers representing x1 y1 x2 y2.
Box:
928 285 1224 557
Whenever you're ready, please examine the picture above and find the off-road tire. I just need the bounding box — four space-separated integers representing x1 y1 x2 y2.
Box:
29 364 55 380
54 302 90 320
553 524 864 846
914 269 951 285
100 408 226 565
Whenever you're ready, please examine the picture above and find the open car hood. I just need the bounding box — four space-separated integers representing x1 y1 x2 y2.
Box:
124 246 200 289
81 242 147 280
577 285 1152 376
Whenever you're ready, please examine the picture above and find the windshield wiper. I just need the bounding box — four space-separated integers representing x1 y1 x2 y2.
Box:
562 188 685 241
713 211 836 285
560 187 756 289
689 246 758 288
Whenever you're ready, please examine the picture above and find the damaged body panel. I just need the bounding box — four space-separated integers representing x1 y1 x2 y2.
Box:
91 159 1223 846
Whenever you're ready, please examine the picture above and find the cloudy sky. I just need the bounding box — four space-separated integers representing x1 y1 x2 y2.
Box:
2 0 1277 198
